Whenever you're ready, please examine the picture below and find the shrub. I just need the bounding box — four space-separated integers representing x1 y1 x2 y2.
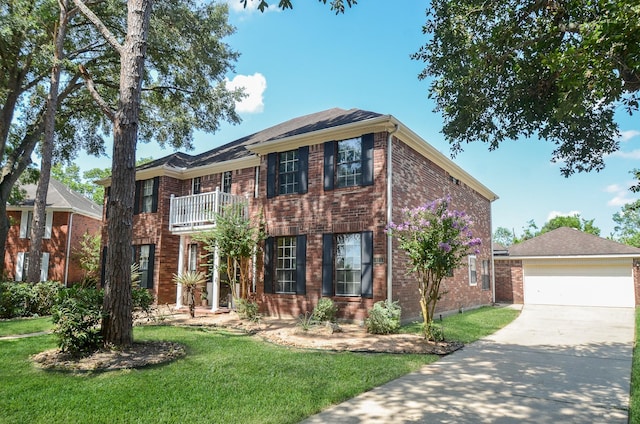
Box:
312 298 338 323
0 281 62 318
51 286 104 356
236 298 260 322
132 287 154 314
32 281 63 316
365 300 401 335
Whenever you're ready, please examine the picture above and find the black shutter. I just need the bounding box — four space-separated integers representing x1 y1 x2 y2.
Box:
361 133 374 186
322 233 334 296
296 235 306 295
323 142 335 191
105 186 111 219
361 231 373 298
264 237 274 294
151 177 160 213
134 181 141 214
267 153 277 199
100 246 108 288
298 146 308 194
147 244 156 289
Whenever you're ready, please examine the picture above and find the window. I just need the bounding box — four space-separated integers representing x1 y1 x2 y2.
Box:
263 235 306 295
133 244 155 289
15 252 49 282
323 133 374 190
192 177 201 195
322 231 373 298
335 233 361 296
19 211 53 239
481 259 490 291
276 237 296 293
188 243 198 272
266 147 308 198
468 255 477 286
278 150 299 195
222 171 232 194
134 177 159 214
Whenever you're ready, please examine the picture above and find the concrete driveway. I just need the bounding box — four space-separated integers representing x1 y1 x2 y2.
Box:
301 305 635 423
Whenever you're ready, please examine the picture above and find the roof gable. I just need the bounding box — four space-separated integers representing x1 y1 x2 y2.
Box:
507 227 640 257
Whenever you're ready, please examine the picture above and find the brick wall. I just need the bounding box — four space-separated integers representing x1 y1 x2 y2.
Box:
390 139 494 321
494 259 523 304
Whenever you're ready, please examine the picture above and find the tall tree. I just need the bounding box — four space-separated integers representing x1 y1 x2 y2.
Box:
414 1 640 176
540 214 600 236
493 227 515 247
27 0 70 283
612 200 640 247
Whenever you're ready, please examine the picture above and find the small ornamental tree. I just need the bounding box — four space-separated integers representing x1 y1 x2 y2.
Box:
387 197 481 340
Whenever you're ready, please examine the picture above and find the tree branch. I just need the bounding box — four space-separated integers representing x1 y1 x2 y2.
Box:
78 64 115 121
71 0 123 55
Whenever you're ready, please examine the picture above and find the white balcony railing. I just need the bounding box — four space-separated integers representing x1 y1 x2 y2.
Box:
169 189 248 233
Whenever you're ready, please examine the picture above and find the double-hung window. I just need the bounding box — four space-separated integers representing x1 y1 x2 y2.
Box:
222 171 232 194
322 231 373 298
134 177 159 214
263 235 306 295
324 133 374 190
192 177 201 195
133 244 155 289
278 151 299 195
481 259 490 290
19 211 53 239
468 255 477 286
266 147 308 198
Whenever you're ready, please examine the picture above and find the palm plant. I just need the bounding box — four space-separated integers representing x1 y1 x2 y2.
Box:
172 271 207 318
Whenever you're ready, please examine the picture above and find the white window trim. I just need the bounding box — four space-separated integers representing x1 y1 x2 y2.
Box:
468 255 477 286
19 210 53 239
15 252 50 282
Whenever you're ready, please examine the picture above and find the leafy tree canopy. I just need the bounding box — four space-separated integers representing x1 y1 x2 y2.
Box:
503 214 601 245
612 199 640 247
414 0 640 176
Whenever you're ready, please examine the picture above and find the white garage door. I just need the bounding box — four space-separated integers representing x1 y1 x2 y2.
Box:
523 258 635 308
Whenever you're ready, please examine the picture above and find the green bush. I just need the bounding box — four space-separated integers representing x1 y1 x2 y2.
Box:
0 281 62 318
51 286 104 356
365 300 401 335
236 298 260 322
132 287 154 314
312 298 338 323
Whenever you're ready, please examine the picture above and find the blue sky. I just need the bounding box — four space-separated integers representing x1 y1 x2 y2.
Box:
78 0 640 237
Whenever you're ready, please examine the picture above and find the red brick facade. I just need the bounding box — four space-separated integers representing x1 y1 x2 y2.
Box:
4 210 101 284
494 259 524 304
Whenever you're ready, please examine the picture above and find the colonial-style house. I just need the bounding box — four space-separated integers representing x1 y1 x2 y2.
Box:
5 178 103 284
100 108 498 321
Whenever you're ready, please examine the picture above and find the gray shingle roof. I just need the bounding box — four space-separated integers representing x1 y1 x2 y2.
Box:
9 178 102 219
137 108 383 171
507 227 640 257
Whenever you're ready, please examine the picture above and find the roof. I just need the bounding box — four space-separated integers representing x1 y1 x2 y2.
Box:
504 227 640 258
8 178 103 220
125 107 497 201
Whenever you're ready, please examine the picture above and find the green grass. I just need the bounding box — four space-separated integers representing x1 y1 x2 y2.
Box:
0 316 53 337
0 325 438 424
401 305 521 343
629 309 640 422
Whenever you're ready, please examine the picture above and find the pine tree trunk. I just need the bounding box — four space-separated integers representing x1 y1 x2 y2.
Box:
101 0 153 347
27 1 69 283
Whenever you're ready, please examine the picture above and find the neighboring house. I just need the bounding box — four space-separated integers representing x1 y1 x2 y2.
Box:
5 178 103 284
99 108 498 321
495 227 640 307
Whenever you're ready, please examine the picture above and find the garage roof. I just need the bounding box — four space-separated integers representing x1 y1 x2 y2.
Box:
506 227 640 257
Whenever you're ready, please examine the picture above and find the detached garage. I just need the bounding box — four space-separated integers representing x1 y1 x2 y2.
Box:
495 227 640 308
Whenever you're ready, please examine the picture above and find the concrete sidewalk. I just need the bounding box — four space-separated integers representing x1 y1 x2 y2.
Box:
301 305 635 423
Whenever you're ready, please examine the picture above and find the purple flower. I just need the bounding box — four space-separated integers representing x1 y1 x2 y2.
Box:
438 242 452 253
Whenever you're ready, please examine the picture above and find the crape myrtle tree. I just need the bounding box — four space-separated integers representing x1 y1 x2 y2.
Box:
414 0 640 177
387 197 481 340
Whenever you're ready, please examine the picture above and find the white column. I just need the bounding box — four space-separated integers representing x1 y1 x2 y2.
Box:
211 244 220 312
176 235 185 308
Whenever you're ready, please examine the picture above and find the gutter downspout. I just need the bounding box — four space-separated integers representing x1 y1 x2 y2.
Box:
386 123 399 302
64 212 74 287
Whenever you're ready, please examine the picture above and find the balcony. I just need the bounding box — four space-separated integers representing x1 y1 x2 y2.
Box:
169 189 248 234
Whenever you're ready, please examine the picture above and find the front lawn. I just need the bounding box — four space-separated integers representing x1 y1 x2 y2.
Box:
0 325 437 424
0 316 53 337
401 305 521 342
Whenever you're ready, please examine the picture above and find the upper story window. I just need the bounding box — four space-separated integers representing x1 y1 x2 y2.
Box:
134 177 159 214
324 133 374 190
19 210 53 239
222 171 232 194
266 147 308 198
278 150 299 195
192 177 201 195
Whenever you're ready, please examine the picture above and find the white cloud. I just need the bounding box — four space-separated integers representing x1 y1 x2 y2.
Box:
619 130 640 142
226 73 267 114
605 184 623 193
547 210 581 221
609 149 640 160
604 183 637 207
